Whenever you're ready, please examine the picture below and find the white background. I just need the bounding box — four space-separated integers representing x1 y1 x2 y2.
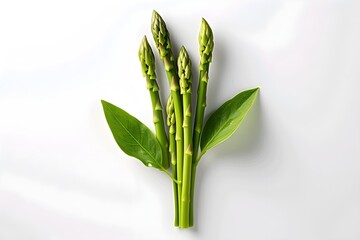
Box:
1 0 360 239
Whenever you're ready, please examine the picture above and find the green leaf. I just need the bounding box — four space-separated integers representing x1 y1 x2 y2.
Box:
200 88 259 156
101 100 164 169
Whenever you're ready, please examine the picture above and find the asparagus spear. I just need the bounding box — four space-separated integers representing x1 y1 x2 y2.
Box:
138 36 169 168
151 10 184 212
190 18 214 226
193 18 214 164
178 46 193 228
166 94 179 226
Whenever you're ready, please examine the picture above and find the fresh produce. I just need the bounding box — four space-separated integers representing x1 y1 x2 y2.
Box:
101 10 259 228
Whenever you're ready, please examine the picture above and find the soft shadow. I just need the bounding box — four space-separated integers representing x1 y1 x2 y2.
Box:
190 163 205 232
215 94 263 160
205 35 229 113
184 35 230 233
191 93 263 231
152 19 265 232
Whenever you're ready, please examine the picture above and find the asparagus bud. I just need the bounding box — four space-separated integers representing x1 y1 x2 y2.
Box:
178 46 192 95
139 36 157 83
151 10 173 60
199 18 214 65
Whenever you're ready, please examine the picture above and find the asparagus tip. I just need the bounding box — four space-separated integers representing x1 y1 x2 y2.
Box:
151 10 162 27
151 9 172 59
178 46 192 95
201 18 207 26
199 17 214 64
152 9 159 18
138 35 156 80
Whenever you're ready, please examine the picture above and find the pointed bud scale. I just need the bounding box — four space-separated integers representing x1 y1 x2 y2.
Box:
170 55 175 62
199 63 204 71
170 115 176 126
159 45 166 59
185 65 191 79
183 121 191 128
159 34 165 45
164 57 173 71
185 144 193 156
147 65 156 80
169 125 175 135
153 112 160 123
201 71 208 83
194 125 202 134
152 81 159 92
171 158 176 166
146 78 153 89
185 105 191 117
155 99 162 111
175 134 181 141
170 76 179 91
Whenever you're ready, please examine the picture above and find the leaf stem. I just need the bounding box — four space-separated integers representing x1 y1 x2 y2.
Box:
161 168 180 184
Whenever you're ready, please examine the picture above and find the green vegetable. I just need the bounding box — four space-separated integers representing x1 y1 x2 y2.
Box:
190 18 214 226
166 94 179 226
151 11 184 203
101 11 259 229
178 46 193 228
139 36 169 169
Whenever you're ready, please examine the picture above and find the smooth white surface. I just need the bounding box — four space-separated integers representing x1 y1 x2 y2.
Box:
1 0 360 239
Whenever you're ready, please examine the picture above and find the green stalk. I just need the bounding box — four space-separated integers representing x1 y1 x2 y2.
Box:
138 36 169 168
189 164 197 227
178 46 193 228
166 95 179 226
190 18 214 227
151 10 184 218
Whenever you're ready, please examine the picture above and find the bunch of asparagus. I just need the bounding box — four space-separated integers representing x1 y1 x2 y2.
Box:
101 11 259 228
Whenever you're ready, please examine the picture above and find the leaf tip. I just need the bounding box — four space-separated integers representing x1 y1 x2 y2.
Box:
254 87 260 97
249 87 260 97
101 99 108 109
